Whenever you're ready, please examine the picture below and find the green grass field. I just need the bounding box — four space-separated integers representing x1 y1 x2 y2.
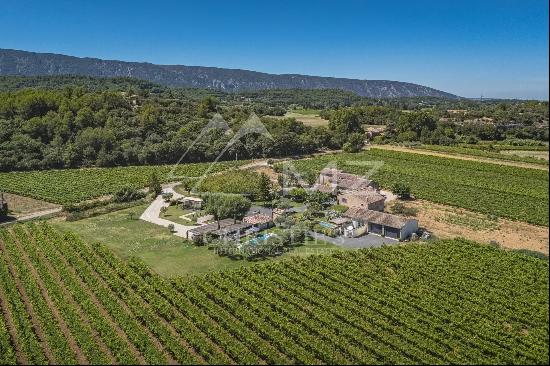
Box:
1 223 547 364
52 204 340 277
270 109 329 127
283 148 549 226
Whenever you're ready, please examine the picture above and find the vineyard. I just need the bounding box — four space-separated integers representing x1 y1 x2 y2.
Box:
284 148 549 226
409 144 549 165
0 223 548 365
0 161 244 205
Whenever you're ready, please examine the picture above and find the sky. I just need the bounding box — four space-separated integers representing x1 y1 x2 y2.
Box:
0 0 548 99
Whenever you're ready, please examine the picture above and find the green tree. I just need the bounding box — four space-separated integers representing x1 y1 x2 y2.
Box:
197 96 218 118
289 187 307 202
113 186 145 203
148 171 162 196
328 108 363 146
257 173 272 202
396 111 437 138
392 182 412 199
0 194 8 218
202 193 252 227
343 132 365 153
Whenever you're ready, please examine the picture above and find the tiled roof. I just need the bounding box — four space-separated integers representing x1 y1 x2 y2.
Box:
339 190 385 204
319 168 374 191
243 214 272 225
312 183 336 194
330 217 351 225
188 218 235 235
344 207 410 229
212 222 252 236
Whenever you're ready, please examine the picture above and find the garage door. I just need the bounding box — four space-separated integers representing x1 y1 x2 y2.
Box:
385 226 400 239
369 223 383 235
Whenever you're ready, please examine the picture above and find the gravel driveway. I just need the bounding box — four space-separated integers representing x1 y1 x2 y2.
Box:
139 184 198 238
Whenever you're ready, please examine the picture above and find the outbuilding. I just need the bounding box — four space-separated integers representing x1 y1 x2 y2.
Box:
344 207 418 241
181 197 203 209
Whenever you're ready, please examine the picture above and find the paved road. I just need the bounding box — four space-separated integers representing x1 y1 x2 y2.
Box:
139 183 198 238
309 231 399 249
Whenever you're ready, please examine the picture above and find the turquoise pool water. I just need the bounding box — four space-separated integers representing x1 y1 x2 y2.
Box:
319 221 337 229
248 232 276 245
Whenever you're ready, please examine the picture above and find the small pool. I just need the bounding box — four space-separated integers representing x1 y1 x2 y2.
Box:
248 232 277 246
318 221 337 229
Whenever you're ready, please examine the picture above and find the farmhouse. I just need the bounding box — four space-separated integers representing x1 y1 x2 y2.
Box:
186 218 235 241
314 168 386 211
243 213 273 230
212 222 253 239
344 207 418 240
337 190 385 211
317 168 378 192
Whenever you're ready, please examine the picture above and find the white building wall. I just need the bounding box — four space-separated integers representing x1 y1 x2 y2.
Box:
399 219 419 240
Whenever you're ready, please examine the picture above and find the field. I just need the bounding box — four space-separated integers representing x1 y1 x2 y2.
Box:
271 109 329 127
395 200 549 255
0 223 548 364
0 193 59 217
52 205 340 277
410 145 549 165
501 149 550 161
0 161 244 205
284 148 549 226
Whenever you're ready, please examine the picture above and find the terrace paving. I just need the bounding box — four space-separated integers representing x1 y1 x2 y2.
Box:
309 231 398 249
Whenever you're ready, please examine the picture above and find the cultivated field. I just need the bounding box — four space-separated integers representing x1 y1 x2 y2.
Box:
0 223 547 364
409 144 549 166
0 161 244 205
285 148 549 226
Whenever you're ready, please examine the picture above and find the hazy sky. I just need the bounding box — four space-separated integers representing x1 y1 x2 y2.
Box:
1 0 548 99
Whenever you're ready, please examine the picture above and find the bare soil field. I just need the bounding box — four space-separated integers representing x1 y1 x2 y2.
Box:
394 200 549 255
1 193 60 217
373 144 549 170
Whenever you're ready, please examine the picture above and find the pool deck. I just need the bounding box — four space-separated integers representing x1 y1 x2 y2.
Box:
309 231 399 249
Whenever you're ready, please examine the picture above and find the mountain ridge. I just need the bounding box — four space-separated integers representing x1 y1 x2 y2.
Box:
0 48 459 98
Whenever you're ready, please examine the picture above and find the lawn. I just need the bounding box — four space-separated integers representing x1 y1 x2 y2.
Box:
51 204 342 277
160 205 200 225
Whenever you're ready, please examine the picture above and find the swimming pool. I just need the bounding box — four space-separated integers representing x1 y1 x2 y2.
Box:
318 221 337 229
248 232 277 245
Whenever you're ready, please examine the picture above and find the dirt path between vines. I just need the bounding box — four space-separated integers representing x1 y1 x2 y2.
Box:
0 236 56 364
372 145 549 170
47 233 147 364
9 229 88 364
23 226 116 364
0 281 27 364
